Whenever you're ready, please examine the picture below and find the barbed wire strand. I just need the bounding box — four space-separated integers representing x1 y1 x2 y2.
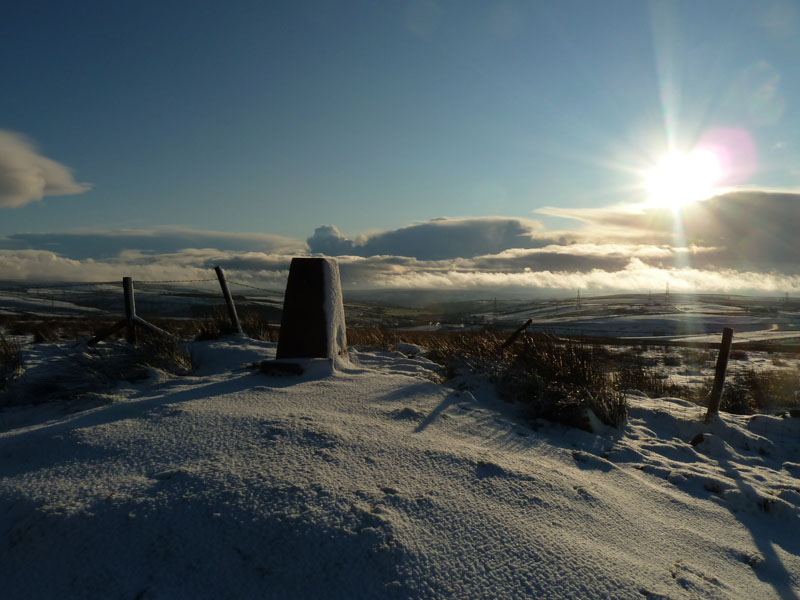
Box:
134 287 222 298
226 280 283 294
135 278 218 284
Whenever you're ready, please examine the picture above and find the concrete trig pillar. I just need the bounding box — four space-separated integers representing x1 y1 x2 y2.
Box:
276 257 348 359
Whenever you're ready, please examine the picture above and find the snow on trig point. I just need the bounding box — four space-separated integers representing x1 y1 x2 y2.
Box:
276 257 348 359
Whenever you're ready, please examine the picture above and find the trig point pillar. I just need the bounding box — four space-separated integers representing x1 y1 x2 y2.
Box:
276 257 348 359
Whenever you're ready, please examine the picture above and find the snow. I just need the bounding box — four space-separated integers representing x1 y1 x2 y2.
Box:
1 338 800 598
321 258 347 358
489 296 800 344
0 291 105 317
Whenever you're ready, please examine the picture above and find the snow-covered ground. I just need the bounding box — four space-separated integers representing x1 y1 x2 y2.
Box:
2 338 800 598
489 297 800 344
0 291 107 317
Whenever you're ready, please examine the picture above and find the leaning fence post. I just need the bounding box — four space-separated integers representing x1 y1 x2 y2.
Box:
215 266 243 335
122 277 137 344
497 319 533 354
704 327 734 422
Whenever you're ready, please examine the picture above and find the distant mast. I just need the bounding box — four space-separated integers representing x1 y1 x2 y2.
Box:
576 289 581 310
665 281 670 305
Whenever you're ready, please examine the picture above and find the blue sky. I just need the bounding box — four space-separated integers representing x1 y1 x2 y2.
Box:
2 1 800 292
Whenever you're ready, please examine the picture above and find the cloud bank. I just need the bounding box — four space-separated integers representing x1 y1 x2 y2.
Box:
1 228 304 260
0 130 91 208
2 190 799 295
307 217 566 260
538 190 800 274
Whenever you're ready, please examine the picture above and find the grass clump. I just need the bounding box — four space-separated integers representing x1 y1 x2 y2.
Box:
1 331 193 410
346 328 403 350
133 333 194 376
614 363 674 398
731 368 799 411
681 348 714 368
498 334 626 430
695 367 800 415
192 308 278 341
240 312 278 341
1 331 24 389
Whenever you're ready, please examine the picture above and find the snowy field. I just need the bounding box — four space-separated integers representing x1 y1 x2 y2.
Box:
2 338 800 599
487 296 800 344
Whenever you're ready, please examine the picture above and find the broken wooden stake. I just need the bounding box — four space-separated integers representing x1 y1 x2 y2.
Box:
88 277 175 347
498 319 533 353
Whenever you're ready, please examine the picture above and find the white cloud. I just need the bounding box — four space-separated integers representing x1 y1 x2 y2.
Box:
4 191 800 297
351 257 800 293
2 245 798 296
0 130 91 208
0 248 292 288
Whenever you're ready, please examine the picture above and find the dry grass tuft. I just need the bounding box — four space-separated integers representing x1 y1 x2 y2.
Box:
191 308 278 342
695 367 800 414
498 334 627 430
0 331 24 389
1 331 193 409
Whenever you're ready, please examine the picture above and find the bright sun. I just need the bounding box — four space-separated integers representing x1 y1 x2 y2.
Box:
645 149 722 209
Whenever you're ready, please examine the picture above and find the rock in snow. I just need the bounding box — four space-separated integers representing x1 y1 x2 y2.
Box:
1 338 800 599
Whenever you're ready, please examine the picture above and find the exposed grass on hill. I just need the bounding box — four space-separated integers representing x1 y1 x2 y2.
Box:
347 327 800 427
2 316 798 426
0 331 194 410
498 333 628 430
183 308 279 342
348 329 629 430
0 310 283 346
694 367 800 415
0 331 23 389
0 315 118 342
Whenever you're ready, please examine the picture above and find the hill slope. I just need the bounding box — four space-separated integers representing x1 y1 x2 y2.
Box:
2 339 799 599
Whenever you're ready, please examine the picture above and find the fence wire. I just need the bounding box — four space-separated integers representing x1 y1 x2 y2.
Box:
226 279 283 295
134 278 217 285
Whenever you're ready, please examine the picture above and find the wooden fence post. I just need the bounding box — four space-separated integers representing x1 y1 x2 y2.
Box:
88 276 174 346
122 277 137 344
215 266 243 335
705 327 734 422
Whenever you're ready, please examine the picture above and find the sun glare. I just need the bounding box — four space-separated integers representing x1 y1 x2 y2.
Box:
645 149 721 209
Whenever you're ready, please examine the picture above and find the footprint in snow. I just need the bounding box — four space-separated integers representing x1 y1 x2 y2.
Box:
571 450 616 472
391 407 425 421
